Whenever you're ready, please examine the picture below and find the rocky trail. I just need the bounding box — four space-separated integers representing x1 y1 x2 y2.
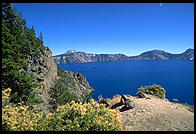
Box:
105 95 194 131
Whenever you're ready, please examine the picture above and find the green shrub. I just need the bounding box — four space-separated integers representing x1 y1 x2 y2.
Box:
49 77 79 111
137 84 166 99
49 66 92 111
26 92 43 105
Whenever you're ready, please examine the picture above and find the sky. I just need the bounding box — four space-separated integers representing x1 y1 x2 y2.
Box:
14 3 194 56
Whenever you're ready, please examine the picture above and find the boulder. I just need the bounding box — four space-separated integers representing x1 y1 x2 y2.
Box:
98 95 109 107
120 95 127 104
98 95 103 103
121 95 134 109
137 91 148 98
125 99 134 109
124 94 132 98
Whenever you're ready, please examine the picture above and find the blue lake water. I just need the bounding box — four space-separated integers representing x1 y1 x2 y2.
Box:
58 60 194 105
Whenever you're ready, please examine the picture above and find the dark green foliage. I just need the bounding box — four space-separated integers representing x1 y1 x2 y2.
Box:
49 66 79 111
83 90 93 103
26 92 43 105
57 65 67 77
49 77 79 111
9 71 39 103
2 3 44 104
56 66 92 103
137 84 166 99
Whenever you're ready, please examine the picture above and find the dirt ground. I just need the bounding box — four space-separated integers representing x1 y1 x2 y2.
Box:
106 95 194 131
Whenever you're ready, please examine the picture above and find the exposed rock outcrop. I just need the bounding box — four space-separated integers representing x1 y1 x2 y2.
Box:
67 71 93 102
120 95 134 109
20 47 57 111
20 47 93 112
98 95 110 107
137 92 149 99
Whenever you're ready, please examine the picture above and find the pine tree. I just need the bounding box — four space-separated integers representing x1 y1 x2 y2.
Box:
2 3 42 103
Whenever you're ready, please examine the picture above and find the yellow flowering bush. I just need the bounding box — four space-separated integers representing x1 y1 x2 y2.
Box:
2 88 11 101
2 88 122 131
2 103 46 131
2 88 12 107
46 99 122 131
2 88 46 131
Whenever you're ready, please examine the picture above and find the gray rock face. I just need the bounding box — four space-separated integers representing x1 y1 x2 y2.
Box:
20 47 58 111
53 49 194 64
20 47 93 112
66 71 93 102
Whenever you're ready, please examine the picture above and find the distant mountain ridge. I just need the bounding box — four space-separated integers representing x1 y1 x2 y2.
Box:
53 49 194 64
129 48 194 60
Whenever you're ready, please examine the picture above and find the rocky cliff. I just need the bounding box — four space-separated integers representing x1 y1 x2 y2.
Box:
55 67 93 102
53 49 194 64
20 47 93 112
